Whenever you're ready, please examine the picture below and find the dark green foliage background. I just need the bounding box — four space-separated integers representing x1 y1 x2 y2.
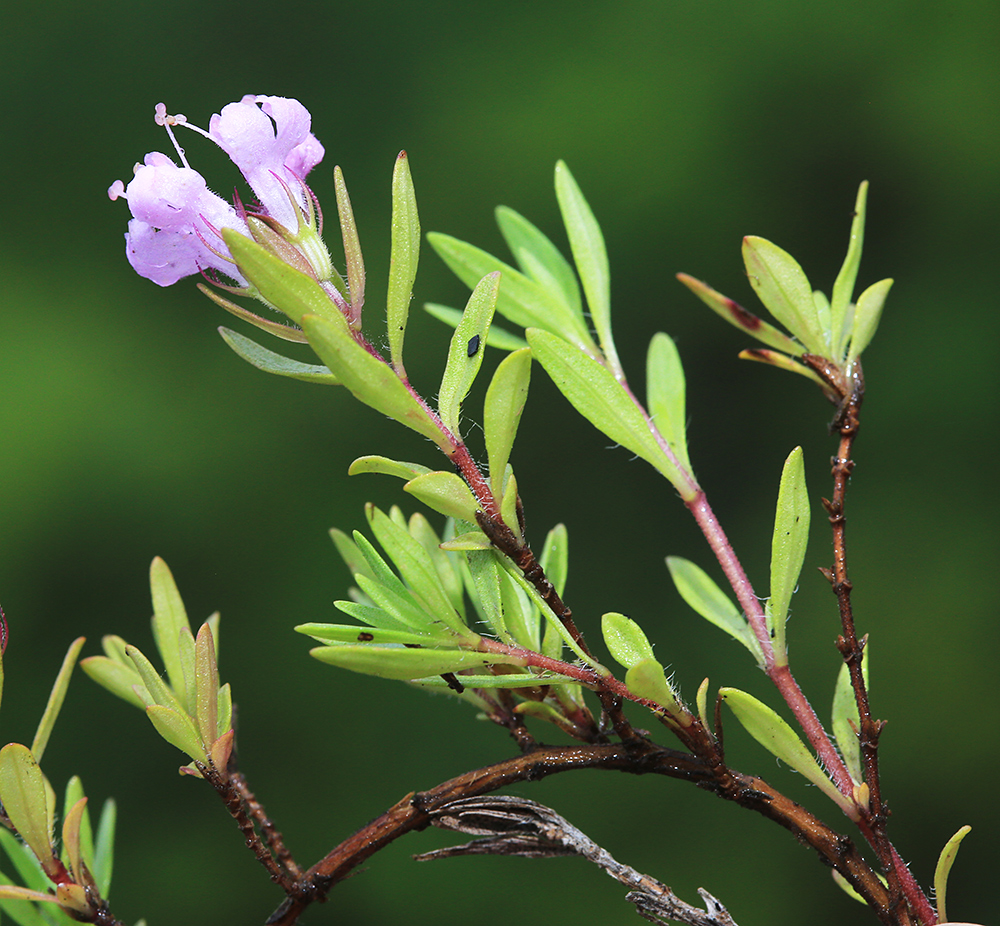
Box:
1 2 997 924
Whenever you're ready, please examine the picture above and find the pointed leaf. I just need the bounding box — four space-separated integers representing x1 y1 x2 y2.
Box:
495 205 582 319
720 687 853 813
847 278 892 365
743 237 826 355
737 348 832 390
767 447 810 666
934 824 972 925
301 313 448 449
408 512 466 620
126 645 186 715
676 274 803 355
149 557 192 701
538 523 569 600
404 471 479 521
198 283 309 342
484 348 532 499
31 636 85 763
427 233 596 354
62 778 94 880
667 557 762 663
387 151 420 371
144 706 208 763
832 643 869 784
222 228 340 325
527 328 691 495
334 165 365 320
416 671 561 689
79 656 147 710
194 622 220 748
309 644 524 680
296 623 452 646
91 798 116 898
646 332 692 474
0 745 55 872
348 456 432 481
330 528 377 584
218 327 340 384
424 304 529 351
438 272 500 436
830 182 869 359
61 797 88 885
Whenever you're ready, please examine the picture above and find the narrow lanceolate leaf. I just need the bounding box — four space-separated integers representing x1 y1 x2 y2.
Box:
438 272 500 436
464 549 507 639
495 206 582 321
538 523 569 600
424 304 529 351
296 623 456 647
92 798 116 897
218 328 340 384
348 455 432 482
499 568 539 650
301 313 449 449
427 233 597 355
720 688 853 814
198 284 309 342
335 166 366 322
145 706 208 763
416 671 559 689
742 237 827 356
554 161 617 372
330 529 377 584
222 229 340 325
309 644 524 680
61 797 88 885
149 557 192 704
737 348 831 390
601 613 656 669
666 557 763 664
31 636 86 763
408 512 466 620
194 623 220 749
846 278 892 366
646 333 692 475
404 471 479 522
126 645 186 715
767 447 810 667
387 151 420 372
933 824 972 925
79 655 148 710
832 643 869 784
0 744 55 872
527 328 691 495
676 274 804 356
830 181 869 360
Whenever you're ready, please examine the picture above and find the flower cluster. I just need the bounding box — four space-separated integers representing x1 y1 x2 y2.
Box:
109 95 329 288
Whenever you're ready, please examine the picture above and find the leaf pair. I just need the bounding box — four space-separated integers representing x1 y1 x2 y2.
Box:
81 558 233 774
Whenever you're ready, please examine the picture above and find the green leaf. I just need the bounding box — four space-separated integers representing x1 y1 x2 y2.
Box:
0 745 55 872
404 471 479 522
666 557 762 663
301 313 449 449
554 161 617 370
387 151 420 371
0 826 49 895
646 332 692 475
61 796 88 886
464 550 507 639
222 229 340 326
847 278 892 366
149 557 192 706
437 272 500 436
832 642 869 784
79 655 148 710
126 645 186 715
830 181 869 359
624 659 686 721
720 688 853 813
933 824 972 925
296 623 451 646
539 524 569 660
194 623 220 749
743 237 827 356
483 348 532 500
309 644 524 680
92 798 116 898
428 233 596 354
365 506 473 639
216 683 233 739
62 777 93 880
499 568 538 650
347 455 433 482
423 304 529 351
330 528 377 584
31 636 85 764
218 327 340 384
416 671 561 689
526 328 692 496
334 165 366 319
495 206 582 320
144 705 208 763
675 274 804 355
197 284 309 342
408 513 466 621
767 447 810 666
601 612 656 669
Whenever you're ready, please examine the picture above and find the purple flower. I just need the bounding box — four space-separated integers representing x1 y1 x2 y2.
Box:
109 96 327 288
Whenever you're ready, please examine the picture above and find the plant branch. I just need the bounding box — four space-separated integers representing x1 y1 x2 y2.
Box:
415 794 740 926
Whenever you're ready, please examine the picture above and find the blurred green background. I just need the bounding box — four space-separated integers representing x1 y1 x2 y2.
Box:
1 1 997 924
